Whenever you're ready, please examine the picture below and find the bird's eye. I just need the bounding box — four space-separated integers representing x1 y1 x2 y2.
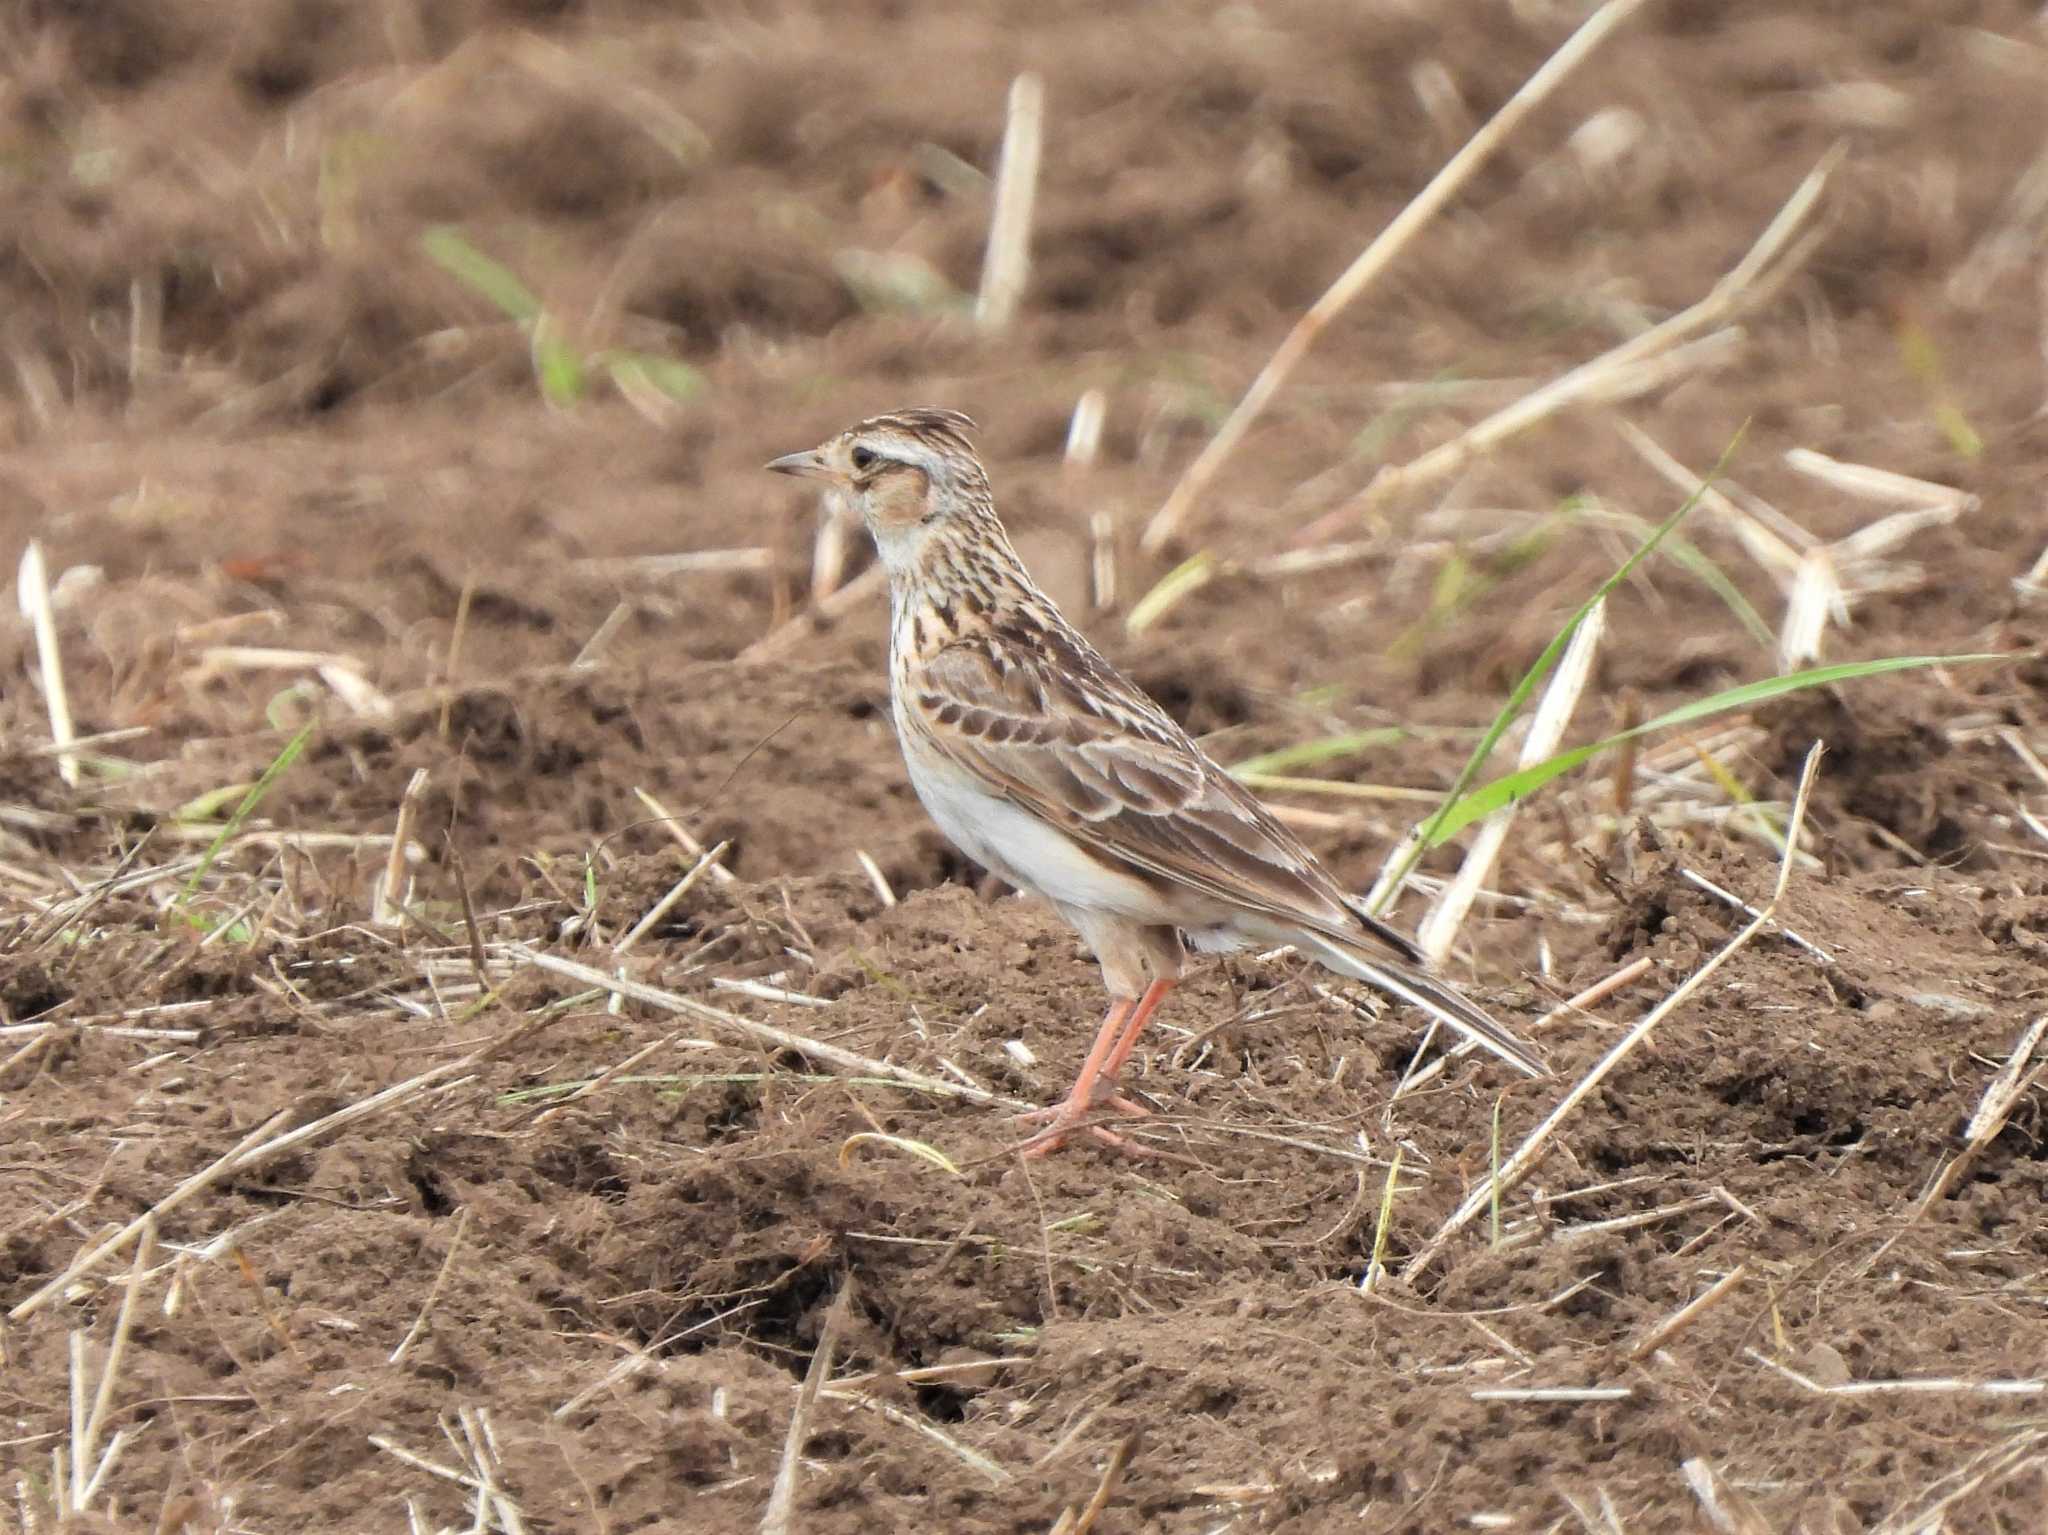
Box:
850 446 877 472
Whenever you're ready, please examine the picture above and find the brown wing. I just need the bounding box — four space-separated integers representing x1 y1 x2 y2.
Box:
903 622 1424 964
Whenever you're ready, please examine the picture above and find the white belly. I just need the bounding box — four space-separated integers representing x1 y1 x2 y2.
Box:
898 728 1168 918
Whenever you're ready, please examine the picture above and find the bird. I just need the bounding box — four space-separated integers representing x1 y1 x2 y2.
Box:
767 408 1544 1154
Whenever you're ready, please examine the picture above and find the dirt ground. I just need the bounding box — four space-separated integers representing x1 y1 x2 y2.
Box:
5 1 2048 1530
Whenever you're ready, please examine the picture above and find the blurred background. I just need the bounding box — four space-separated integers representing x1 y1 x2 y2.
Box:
6 2 2048 1529
2 0 2039 880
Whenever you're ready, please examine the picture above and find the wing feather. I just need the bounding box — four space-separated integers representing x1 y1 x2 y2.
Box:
905 630 1422 964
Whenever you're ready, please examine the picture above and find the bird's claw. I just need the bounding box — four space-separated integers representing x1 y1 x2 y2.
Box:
1015 1086 1154 1158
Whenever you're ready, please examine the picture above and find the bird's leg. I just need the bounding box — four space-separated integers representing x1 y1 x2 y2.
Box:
1017 996 1156 1156
1100 977 1176 1085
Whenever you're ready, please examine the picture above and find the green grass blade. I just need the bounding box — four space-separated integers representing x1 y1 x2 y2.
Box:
1369 427 1746 911
1424 652 2006 847
531 319 586 408
422 226 541 322
1660 530 1776 648
600 351 706 405
173 781 255 824
1125 552 1216 635
1589 507 1775 647
1365 1146 1404 1290
177 722 316 906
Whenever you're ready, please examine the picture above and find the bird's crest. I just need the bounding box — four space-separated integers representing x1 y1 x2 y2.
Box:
856 407 979 456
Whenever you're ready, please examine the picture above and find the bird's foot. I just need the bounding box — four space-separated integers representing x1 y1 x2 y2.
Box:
1017 1092 1151 1125
1015 1087 1153 1158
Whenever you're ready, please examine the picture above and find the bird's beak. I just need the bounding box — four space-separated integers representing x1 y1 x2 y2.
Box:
764 447 830 479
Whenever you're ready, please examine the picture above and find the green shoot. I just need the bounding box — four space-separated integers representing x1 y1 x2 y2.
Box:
1370 430 1744 912
1895 312 1984 460
1365 1147 1404 1290
1424 652 2005 848
422 227 703 411
1685 733 1787 855
1125 552 1216 635
1389 503 1570 661
1585 505 1774 647
423 226 542 321
176 722 315 909
173 781 255 824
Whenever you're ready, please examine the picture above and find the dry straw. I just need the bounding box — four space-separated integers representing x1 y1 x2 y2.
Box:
17 540 79 786
1401 741 1826 1279
1140 0 1650 553
976 73 1045 332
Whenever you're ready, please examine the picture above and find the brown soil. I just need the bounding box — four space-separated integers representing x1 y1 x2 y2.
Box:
6 2 2048 1530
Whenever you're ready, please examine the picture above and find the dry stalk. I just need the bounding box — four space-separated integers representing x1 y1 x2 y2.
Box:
1873 1424 2048 1535
456 1406 525 1535
369 1434 491 1496
823 1356 1028 1394
438 572 477 741
572 549 773 579
551 1298 766 1419
1417 597 1605 964
191 644 368 677
630 786 736 885
11 1108 292 1323
570 600 632 669
809 489 857 605
1618 420 1805 581
17 541 79 786
1089 512 1118 611
1067 1432 1139 1535
1332 142 1841 529
976 73 1045 332
1677 867 1833 963
1402 741 1824 1279
853 849 897 907
1747 1349 2045 1398
1629 1264 1746 1360
1778 546 1840 670
1140 0 1649 552
822 1390 1012 1488
1902 1015 2048 1225
1469 1386 1631 1403
1064 389 1106 473
2016 538 2048 601
738 562 886 664
1782 447 1978 512
501 945 1030 1109
67 1221 156 1510
1552 1192 1719 1243
615 839 731 955
529 1033 678 1126
1391 955 1653 1104
759 1280 852 1535
1682 1458 1772 1535
374 769 430 927
389 1206 473 1365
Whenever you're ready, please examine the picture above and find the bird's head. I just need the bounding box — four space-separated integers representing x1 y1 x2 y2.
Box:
766 407 991 575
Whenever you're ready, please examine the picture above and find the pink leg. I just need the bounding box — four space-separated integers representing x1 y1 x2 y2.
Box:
1018 997 1153 1157
1102 977 1177 1083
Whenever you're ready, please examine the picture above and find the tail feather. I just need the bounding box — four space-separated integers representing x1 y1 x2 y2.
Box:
1295 929 1546 1077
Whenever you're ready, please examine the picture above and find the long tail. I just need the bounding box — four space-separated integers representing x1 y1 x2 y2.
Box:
1293 929 1546 1077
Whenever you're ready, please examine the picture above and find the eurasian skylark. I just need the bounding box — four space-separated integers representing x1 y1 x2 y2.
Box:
768 408 1543 1154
